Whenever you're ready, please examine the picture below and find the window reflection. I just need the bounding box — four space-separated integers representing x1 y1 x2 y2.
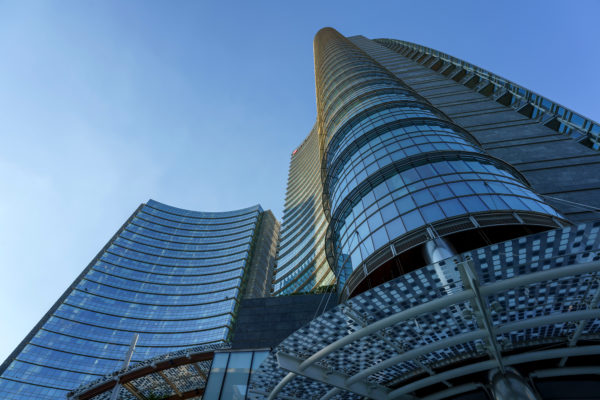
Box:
204 351 268 399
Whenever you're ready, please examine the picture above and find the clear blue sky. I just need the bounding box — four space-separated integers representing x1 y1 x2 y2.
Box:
1 0 599 363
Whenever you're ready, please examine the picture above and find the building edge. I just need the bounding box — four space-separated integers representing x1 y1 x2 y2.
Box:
0 203 143 376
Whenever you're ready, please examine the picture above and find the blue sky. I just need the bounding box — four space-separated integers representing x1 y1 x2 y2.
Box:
1 0 599 363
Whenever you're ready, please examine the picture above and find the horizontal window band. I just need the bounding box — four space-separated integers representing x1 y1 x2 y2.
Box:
101 249 247 270
94 258 244 278
113 235 250 257
324 100 452 157
138 208 258 229
133 215 256 235
70 287 237 308
24 342 124 363
0 375 72 391
80 276 240 296
278 215 327 260
144 201 260 221
104 246 248 265
58 302 233 322
324 117 483 183
40 327 220 348
322 78 409 121
274 245 328 285
50 314 232 335
127 220 255 241
83 266 241 289
121 226 252 249
324 88 428 134
327 150 533 226
274 252 330 294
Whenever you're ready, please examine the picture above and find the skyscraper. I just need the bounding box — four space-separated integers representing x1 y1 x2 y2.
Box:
272 124 335 295
0 200 278 399
315 29 570 300
249 29 600 399
2 27 600 400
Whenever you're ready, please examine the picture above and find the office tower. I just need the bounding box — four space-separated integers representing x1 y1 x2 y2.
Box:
357 36 600 221
3 27 600 400
314 28 574 300
272 124 335 295
0 200 279 400
248 29 600 399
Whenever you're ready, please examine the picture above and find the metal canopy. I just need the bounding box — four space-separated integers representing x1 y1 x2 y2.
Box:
68 344 227 400
248 222 600 399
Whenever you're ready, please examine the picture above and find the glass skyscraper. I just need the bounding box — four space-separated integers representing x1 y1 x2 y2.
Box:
2 27 600 400
314 29 568 300
249 29 600 399
0 200 277 400
272 124 335 295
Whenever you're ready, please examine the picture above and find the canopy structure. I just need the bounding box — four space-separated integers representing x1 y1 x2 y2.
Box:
248 222 600 399
67 344 227 400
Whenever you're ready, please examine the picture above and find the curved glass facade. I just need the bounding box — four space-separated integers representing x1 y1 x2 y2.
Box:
3 27 599 400
332 154 563 270
374 38 600 151
0 200 263 400
314 28 567 298
272 125 335 295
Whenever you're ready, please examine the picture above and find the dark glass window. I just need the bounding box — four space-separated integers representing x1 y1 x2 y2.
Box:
403 210 424 230
422 203 446 223
220 352 253 399
395 195 416 212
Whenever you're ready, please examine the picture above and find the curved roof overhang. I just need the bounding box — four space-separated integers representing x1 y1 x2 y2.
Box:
68 344 228 400
248 221 600 399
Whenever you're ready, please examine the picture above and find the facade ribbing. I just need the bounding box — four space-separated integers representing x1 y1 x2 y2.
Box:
243 210 280 298
273 125 335 295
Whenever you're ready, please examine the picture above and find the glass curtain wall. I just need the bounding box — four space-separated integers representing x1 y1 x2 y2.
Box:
313 28 567 298
272 125 335 295
0 200 262 400
204 350 268 399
